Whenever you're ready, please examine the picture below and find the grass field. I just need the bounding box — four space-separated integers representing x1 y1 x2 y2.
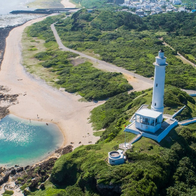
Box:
22 27 60 88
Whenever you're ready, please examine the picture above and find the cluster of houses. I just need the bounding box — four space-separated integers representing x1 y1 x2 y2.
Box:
119 0 188 17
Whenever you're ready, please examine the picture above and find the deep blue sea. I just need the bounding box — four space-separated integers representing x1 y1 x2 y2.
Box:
0 115 63 167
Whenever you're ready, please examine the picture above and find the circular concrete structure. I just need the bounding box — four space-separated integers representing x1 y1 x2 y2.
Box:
108 150 124 165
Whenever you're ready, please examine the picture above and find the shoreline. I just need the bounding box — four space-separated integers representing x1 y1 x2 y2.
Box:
0 16 102 168
0 113 65 168
0 27 16 68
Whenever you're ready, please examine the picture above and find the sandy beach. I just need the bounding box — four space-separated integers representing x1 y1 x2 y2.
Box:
61 0 76 8
0 17 103 151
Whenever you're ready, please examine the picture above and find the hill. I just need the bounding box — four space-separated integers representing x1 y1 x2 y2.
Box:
17 10 196 196
14 86 196 196
53 10 196 89
24 15 132 101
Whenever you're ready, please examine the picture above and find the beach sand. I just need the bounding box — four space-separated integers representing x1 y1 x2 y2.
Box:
0 16 103 150
61 0 76 8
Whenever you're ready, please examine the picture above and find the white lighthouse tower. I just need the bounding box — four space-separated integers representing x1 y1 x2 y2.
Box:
151 49 168 114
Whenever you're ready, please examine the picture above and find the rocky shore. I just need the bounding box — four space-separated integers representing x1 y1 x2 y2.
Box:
0 27 15 67
0 145 73 195
0 84 74 194
0 85 19 119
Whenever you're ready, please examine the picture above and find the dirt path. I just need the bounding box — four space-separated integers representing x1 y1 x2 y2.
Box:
163 41 196 67
51 24 153 92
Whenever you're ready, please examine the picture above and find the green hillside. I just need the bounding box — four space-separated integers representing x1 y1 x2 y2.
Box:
53 10 196 89
21 9 196 196
20 87 196 196
26 16 132 101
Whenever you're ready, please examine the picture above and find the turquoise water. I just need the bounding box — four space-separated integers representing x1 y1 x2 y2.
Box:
0 115 63 167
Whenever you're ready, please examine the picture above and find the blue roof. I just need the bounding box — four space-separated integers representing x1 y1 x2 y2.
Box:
192 10 196 12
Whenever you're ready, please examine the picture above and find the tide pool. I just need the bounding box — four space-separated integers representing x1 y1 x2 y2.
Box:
0 114 63 167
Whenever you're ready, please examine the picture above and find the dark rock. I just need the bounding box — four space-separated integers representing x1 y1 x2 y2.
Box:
0 178 4 186
23 188 31 196
41 174 49 182
0 106 9 119
24 165 30 170
55 145 73 155
9 145 73 190
97 183 121 196
16 167 23 173
39 183 45 190
0 172 10 185
15 165 19 167
29 177 41 191
0 167 5 174
10 169 16 175
62 145 73 155
0 27 15 67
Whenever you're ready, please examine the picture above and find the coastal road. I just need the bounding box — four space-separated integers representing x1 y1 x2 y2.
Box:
51 24 153 92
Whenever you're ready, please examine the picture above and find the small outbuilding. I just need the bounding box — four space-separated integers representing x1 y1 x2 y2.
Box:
108 150 125 165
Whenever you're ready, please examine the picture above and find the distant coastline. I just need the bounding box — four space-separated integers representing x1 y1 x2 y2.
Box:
10 8 78 15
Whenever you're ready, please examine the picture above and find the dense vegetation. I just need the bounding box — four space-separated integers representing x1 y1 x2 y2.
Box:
145 12 196 64
71 0 122 9
53 10 196 89
72 0 107 8
24 9 196 196
90 85 196 141
26 87 196 196
27 11 196 90
28 16 132 100
35 50 131 100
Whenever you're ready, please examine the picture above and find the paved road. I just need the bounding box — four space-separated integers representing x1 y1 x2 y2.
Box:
177 52 196 67
51 24 196 95
51 24 153 92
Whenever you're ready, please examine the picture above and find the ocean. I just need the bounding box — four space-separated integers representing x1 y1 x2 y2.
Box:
0 0 41 28
0 0 64 167
0 115 64 167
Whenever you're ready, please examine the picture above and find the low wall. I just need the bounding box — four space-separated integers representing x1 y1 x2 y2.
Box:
125 119 178 143
142 132 158 141
131 134 143 144
189 94 196 97
157 120 178 142
179 118 196 126
125 127 140 135
139 120 178 142
172 105 186 118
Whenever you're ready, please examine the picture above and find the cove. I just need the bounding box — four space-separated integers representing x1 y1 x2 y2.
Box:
0 114 63 167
